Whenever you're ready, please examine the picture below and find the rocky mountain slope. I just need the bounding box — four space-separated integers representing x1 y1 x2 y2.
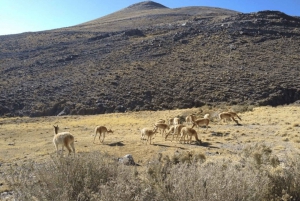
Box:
0 1 300 117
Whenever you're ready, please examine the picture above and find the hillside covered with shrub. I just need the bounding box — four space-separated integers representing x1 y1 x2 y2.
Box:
1 1 300 117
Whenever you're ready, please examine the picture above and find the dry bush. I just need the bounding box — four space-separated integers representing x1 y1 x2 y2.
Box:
5 145 300 201
145 143 300 201
5 152 144 201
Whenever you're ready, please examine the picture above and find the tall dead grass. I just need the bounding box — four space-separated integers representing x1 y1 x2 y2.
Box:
5 143 300 201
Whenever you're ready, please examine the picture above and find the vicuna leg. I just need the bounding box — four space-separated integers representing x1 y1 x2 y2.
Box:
54 143 59 156
101 132 105 143
179 133 185 144
231 117 239 124
64 137 72 156
70 141 75 156
98 133 102 142
93 132 98 142
61 144 64 156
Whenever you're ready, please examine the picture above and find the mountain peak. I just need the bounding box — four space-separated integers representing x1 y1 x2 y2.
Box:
124 1 169 11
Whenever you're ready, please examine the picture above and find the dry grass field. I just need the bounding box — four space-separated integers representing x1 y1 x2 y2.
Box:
1 105 300 196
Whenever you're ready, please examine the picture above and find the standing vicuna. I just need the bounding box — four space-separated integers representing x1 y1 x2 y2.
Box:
191 114 210 131
53 125 75 157
141 126 158 145
186 114 209 125
154 122 170 137
173 117 180 125
94 126 114 143
185 114 194 125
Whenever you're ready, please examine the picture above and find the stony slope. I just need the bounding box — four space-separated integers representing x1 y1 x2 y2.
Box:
0 1 300 117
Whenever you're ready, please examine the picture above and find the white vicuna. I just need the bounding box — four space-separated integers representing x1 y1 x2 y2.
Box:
94 126 113 143
53 125 75 157
173 117 180 125
141 126 158 145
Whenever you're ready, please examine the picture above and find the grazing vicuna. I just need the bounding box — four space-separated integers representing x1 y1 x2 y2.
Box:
219 112 241 124
141 126 158 145
94 126 113 143
228 112 242 120
165 124 186 142
164 125 175 141
53 125 75 157
179 127 201 144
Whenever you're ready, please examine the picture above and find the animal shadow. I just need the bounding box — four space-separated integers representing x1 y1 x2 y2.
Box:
152 143 186 150
198 141 219 149
211 132 230 137
107 141 125 146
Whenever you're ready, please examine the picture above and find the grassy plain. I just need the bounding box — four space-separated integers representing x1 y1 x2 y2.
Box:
1 105 300 194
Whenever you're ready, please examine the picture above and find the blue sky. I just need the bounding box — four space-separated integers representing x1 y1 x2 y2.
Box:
1 0 300 36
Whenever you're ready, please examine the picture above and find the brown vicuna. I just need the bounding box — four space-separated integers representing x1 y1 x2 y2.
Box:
219 112 241 124
94 126 113 143
141 126 158 145
187 114 200 123
165 124 186 142
164 125 175 141
156 119 166 124
168 118 174 126
228 112 242 120
53 125 75 157
179 127 201 144
154 123 170 137
191 114 210 131
185 114 195 125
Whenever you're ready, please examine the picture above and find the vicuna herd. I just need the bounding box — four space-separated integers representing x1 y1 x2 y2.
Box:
53 111 241 156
